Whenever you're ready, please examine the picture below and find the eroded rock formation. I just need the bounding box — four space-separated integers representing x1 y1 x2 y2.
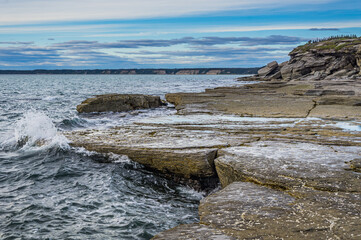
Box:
66 37 361 239
257 37 361 81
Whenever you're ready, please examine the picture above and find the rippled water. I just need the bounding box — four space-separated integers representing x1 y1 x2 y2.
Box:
0 74 246 239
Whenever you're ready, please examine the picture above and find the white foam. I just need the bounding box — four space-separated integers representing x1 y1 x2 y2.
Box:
13 110 69 149
334 122 361 132
74 147 131 163
42 96 58 101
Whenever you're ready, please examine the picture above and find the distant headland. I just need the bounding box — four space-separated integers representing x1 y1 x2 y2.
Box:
0 68 260 75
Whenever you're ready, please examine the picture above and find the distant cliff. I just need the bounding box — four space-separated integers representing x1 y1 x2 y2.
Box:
0 68 259 75
256 36 361 80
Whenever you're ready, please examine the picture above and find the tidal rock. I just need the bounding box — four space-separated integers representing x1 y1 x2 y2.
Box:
64 118 256 185
152 223 236 240
197 181 361 239
76 94 164 113
166 79 361 120
215 141 361 192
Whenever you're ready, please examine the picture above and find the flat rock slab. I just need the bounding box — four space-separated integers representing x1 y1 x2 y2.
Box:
64 120 255 179
77 94 163 113
198 181 361 239
64 113 361 239
166 80 361 120
65 114 360 181
215 141 361 192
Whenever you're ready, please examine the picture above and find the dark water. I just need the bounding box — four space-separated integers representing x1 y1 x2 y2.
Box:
0 74 246 239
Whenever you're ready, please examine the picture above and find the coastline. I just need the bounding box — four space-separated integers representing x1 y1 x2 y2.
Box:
0 68 259 75
64 38 361 239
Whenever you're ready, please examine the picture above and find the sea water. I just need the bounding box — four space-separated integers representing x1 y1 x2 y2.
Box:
0 74 247 239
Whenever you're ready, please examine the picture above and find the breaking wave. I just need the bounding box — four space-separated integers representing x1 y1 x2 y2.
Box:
2 110 69 151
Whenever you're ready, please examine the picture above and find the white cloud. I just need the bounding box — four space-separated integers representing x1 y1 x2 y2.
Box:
0 0 333 24
198 21 361 33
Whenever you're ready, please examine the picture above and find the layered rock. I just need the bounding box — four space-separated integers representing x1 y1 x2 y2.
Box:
166 80 361 120
215 141 361 192
76 94 164 113
152 125 360 239
256 37 361 80
65 36 361 240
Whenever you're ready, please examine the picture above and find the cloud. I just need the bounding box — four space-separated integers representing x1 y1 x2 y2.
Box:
309 28 339 31
0 0 334 24
199 21 361 33
50 35 306 51
0 35 304 68
117 46 291 67
0 41 34 45
0 45 137 68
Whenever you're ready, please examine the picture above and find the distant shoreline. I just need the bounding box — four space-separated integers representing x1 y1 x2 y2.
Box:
0 68 259 75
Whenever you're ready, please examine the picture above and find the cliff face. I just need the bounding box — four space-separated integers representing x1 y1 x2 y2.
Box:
258 37 361 80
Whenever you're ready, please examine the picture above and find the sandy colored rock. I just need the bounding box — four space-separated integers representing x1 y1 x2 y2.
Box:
166 79 361 120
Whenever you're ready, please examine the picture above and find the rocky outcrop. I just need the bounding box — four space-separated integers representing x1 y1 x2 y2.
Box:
166 79 361 120
76 94 164 113
65 37 361 240
256 37 361 81
154 140 361 239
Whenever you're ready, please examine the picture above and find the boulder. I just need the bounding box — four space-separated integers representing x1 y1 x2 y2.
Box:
76 94 164 113
257 61 279 77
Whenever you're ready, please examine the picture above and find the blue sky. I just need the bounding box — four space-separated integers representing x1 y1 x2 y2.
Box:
0 0 360 69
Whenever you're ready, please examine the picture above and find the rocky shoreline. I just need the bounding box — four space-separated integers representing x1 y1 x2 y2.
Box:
64 37 361 239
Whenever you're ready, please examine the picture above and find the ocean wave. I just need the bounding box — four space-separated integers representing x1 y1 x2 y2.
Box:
1 110 69 151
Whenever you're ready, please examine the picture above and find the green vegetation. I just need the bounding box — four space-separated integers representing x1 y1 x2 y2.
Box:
307 35 359 44
291 35 361 54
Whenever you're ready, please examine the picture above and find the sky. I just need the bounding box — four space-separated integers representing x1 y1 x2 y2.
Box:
0 0 361 70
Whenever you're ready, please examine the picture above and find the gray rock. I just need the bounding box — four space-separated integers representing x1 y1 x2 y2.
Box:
198 181 361 239
280 64 293 80
279 38 361 80
76 94 164 113
258 61 279 77
215 141 361 192
152 223 236 240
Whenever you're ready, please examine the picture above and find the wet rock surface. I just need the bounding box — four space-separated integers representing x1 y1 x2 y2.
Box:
198 182 361 239
215 141 361 192
65 113 361 239
76 94 164 113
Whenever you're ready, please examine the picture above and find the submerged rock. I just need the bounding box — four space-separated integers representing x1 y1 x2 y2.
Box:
76 94 164 113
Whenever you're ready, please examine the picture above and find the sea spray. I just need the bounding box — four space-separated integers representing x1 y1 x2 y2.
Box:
13 110 69 149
